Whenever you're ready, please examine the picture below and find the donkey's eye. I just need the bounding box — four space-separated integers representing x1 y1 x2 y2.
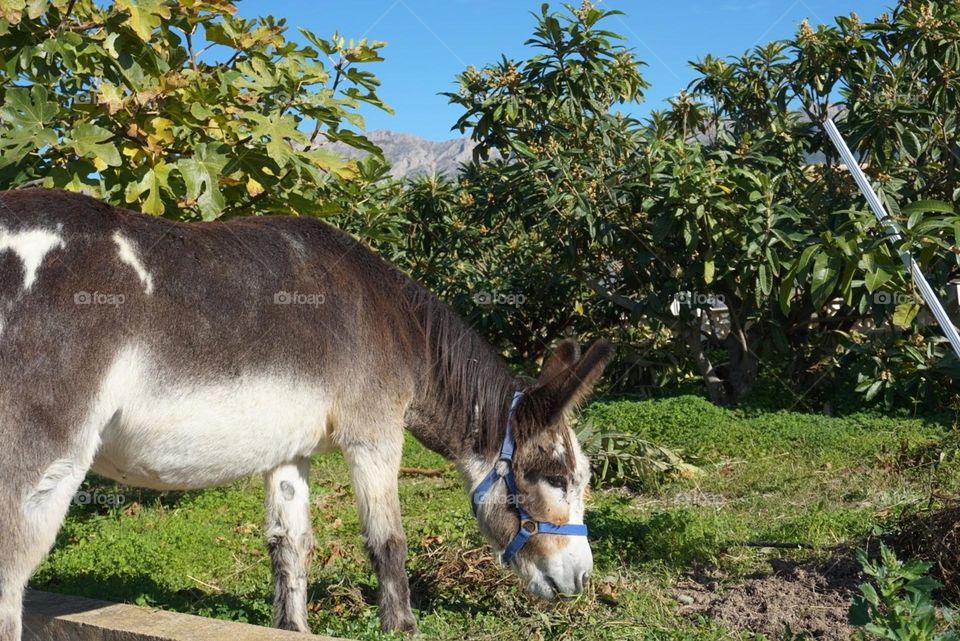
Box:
543 475 567 489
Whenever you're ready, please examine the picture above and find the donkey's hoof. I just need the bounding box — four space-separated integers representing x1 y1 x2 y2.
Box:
380 613 418 635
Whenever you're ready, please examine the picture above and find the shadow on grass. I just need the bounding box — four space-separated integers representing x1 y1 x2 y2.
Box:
66 475 195 525
408 567 501 617
35 568 400 632
30 572 274 626
587 497 718 570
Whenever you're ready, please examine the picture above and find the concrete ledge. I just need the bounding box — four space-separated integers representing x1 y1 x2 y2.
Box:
24 590 347 641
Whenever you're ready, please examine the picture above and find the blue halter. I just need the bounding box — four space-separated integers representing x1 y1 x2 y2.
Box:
470 391 589 565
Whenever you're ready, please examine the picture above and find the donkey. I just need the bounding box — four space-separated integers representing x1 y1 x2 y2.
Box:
0 188 612 638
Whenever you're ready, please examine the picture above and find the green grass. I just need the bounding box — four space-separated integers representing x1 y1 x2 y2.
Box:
32 397 960 640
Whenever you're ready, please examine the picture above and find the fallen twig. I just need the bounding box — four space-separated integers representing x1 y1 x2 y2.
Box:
186 575 223 593
399 466 447 477
722 540 816 550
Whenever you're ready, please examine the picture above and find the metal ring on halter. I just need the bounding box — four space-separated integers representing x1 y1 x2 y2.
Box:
470 391 588 566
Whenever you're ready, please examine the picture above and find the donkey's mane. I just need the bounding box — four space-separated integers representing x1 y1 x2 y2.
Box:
398 278 516 457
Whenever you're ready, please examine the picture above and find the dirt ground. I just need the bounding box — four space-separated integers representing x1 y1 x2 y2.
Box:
675 556 863 640
672 501 960 640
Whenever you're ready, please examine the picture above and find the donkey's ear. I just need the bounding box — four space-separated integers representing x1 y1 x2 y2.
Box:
545 340 613 425
537 339 581 387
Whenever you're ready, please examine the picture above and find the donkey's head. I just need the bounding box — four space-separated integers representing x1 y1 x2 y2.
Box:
472 339 612 601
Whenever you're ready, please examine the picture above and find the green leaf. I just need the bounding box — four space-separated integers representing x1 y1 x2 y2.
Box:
864 267 892 294
859 582 880 607
758 263 772 296
778 269 796 315
848 598 871 626
0 85 58 130
902 129 922 159
511 140 537 159
245 112 307 168
892 303 921 329
68 122 121 167
795 244 820 274
863 379 884 401
0 85 58 155
703 259 715 285
115 0 171 41
304 146 352 179
902 199 955 215
177 143 228 220
189 102 214 120
810 252 839 309
125 162 173 215
25 0 46 20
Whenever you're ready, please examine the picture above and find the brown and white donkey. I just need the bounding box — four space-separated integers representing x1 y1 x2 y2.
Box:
0 188 611 638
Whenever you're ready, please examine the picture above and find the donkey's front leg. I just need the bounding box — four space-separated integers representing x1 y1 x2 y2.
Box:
265 458 315 632
343 434 417 633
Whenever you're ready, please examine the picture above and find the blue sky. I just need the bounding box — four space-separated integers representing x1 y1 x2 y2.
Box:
239 0 895 140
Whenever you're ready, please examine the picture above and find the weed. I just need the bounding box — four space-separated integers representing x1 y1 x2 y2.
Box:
576 419 701 490
850 544 958 640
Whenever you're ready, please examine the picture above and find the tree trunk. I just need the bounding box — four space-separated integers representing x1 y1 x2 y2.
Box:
680 314 759 406
681 322 730 405
723 326 758 402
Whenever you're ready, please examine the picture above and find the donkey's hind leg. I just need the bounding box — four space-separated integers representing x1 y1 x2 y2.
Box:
0 456 90 641
264 458 315 632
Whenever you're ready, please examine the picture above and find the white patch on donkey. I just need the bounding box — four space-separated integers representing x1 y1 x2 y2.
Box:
22 459 85 531
91 346 335 490
0 228 64 291
112 231 154 294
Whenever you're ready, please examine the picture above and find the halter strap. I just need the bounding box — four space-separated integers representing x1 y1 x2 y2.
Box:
471 391 588 566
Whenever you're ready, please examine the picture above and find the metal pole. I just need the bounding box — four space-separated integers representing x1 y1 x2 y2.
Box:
823 118 960 360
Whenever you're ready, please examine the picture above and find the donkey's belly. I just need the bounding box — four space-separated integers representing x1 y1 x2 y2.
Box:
90 356 335 490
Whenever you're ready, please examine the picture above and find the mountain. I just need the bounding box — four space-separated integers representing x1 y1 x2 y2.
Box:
327 130 482 179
